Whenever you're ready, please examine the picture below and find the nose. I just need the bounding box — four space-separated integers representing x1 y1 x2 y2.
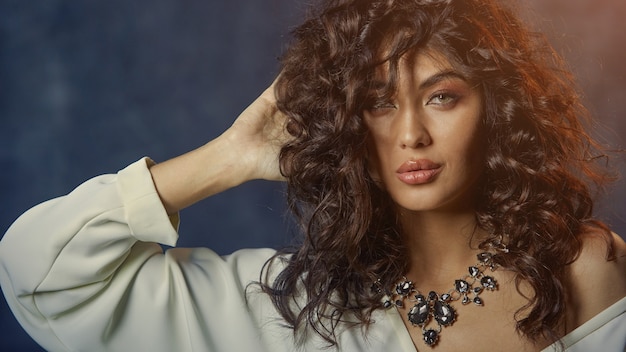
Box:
397 107 432 149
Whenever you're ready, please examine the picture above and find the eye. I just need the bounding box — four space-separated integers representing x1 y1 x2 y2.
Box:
365 101 397 116
426 92 459 107
370 102 397 111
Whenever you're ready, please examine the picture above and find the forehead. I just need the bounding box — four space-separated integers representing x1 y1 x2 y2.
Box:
370 49 461 87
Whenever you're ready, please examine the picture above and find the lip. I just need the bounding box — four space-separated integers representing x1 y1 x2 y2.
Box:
396 159 442 185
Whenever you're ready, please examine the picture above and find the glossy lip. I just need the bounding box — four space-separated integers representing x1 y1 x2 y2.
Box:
396 159 442 185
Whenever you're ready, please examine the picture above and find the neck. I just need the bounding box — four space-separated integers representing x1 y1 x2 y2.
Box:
397 208 488 287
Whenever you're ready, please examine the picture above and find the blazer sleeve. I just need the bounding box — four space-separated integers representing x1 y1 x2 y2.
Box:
0 158 279 352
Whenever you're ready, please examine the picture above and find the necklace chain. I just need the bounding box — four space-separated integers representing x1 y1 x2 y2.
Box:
373 252 500 347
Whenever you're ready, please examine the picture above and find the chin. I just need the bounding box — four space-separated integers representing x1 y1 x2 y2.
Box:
393 197 443 213
392 192 474 214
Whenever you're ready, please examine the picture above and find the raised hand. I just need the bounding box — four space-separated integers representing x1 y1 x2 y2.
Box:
221 80 290 182
149 80 290 214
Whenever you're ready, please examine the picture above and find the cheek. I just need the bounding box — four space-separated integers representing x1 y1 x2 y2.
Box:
365 141 383 183
365 129 395 188
455 125 487 173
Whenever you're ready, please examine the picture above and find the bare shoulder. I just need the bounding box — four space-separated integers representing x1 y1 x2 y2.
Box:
565 230 626 329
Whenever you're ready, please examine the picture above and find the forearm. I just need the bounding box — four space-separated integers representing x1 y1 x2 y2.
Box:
149 83 287 214
149 134 254 215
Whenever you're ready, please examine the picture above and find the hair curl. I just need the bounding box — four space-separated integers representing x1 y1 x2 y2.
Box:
261 0 616 346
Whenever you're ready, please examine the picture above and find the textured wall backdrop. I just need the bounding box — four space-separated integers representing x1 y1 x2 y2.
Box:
1 1 624 350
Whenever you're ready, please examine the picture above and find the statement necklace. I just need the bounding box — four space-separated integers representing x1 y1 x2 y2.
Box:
373 252 500 347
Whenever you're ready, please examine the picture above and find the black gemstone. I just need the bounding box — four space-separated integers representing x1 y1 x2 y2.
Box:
428 291 438 301
469 266 480 277
434 300 456 326
477 252 493 263
396 281 413 296
383 299 392 309
473 296 484 306
462 295 471 305
481 276 497 290
473 286 483 294
441 293 451 302
455 279 470 293
423 329 439 346
415 294 425 302
408 302 430 326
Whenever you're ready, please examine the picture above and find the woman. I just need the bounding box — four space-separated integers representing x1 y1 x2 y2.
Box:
1 0 624 351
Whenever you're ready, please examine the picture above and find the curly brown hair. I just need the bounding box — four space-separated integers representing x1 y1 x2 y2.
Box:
261 0 616 346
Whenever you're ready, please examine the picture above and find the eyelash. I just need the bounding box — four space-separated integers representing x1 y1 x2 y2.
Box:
427 91 459 106
365 91 460 113
369 102 397 110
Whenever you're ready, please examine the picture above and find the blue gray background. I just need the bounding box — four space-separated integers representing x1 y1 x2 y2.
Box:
1 0 624 350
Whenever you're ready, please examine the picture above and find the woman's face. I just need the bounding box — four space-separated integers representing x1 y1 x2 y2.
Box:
363 51 485 213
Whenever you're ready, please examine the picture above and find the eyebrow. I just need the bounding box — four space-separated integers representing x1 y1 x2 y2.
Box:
369 69 468 93
418 70 467 90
